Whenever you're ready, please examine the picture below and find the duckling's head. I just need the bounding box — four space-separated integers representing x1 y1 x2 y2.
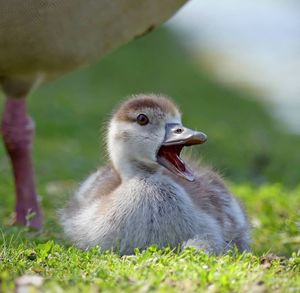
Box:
107 94 207 181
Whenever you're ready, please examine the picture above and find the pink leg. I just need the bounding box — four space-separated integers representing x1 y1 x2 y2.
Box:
1 97 42 229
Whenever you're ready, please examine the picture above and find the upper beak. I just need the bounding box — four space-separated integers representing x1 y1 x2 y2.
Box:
163 123 207 146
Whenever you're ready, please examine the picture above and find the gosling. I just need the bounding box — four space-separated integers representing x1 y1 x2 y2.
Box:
61 94 250 255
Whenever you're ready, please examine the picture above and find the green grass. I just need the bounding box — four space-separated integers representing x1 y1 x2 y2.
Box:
1 241 299 292
0 28 299 292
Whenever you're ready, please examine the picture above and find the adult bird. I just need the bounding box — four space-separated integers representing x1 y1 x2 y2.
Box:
0 0 187 229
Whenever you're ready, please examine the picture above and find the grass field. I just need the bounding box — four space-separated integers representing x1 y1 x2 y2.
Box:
0 28 299 292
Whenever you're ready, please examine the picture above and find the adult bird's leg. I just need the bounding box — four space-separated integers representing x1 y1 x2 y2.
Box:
1 96 42 229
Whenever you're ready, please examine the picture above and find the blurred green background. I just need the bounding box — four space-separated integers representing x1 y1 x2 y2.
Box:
2 28 299 185
1 27 299 255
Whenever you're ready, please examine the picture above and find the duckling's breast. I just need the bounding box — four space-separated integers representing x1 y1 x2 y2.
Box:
98 174 217 255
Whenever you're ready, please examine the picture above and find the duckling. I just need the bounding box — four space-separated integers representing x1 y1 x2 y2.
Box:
61 94 250 255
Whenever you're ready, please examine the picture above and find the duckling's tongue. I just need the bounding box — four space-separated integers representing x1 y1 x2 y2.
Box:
157 145 195 182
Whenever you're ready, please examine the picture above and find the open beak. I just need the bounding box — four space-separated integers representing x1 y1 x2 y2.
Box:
157 123 207 182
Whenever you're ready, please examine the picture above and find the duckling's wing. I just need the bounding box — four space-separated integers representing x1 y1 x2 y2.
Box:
165 158 233 218
60 164 121 248
60 164 120 227
74 164 121 205
61 164 120 216
164 157 250 251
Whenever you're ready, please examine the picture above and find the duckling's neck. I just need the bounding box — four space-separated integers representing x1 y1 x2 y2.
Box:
107 135 161 180
111 157 161 181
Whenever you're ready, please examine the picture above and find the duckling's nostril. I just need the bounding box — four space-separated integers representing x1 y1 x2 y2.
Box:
174 128 184 134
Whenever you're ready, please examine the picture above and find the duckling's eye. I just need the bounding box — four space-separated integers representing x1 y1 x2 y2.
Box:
136 114 149 126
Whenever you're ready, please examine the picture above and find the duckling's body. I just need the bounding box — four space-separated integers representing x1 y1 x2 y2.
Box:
61 95 250 255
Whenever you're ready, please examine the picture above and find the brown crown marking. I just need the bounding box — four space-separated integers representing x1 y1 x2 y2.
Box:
114 94 180 122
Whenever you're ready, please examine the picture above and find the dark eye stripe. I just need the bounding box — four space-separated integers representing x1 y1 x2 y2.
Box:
136 114 149 126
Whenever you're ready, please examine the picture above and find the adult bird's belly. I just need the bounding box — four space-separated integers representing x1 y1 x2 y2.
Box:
0 0 186 85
